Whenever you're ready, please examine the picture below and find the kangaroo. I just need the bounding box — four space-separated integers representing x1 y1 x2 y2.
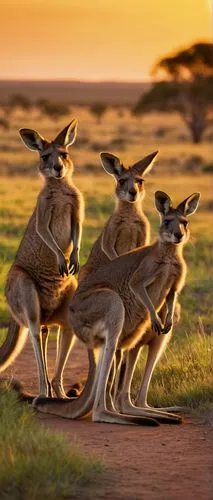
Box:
77 150 158 403
1 120 84 399
35 191 200 425
79 150 158 281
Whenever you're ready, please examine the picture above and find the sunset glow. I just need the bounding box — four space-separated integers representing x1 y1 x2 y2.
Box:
0 0 212 81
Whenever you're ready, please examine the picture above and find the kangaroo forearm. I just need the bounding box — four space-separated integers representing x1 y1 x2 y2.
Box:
129 283 156 318
71 221 82 252
36 226 63 258
101 231 118 260
166 288 177 320
36 200 63 258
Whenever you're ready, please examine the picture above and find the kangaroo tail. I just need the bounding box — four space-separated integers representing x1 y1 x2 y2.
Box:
0 377 35 403
35 347 97 419
0 317 28 372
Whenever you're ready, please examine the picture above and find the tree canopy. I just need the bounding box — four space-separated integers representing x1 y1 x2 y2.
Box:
134 42 213 143
153 42 213 80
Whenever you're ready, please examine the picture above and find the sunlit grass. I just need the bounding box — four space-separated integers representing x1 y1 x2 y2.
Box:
0 384 102 500
133 332 213 411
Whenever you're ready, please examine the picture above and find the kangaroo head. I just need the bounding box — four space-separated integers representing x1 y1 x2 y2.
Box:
155 191 201 245
100 151 158 203
19 119 78 180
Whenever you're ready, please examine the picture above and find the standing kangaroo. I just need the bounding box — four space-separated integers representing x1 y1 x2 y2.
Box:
36 191 200 425
79 150 158 281
76 150 158 402
1 120 84 399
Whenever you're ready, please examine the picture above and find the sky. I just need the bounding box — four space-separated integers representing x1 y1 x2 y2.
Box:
0 0 212 81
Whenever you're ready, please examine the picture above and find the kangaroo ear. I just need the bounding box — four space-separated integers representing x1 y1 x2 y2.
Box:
132 151 159 176
53 119 78 147
100 152 124 177
155 191 173 215
176 193 201 216
19 128 45 152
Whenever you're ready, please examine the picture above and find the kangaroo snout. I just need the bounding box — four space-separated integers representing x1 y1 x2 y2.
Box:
54 164 63 173
174 232 183 243
129 189 137 201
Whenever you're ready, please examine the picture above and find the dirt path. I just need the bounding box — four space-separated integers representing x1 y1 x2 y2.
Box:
4 338 213 500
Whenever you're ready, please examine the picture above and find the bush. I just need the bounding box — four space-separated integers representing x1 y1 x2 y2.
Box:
37 99 70 120
0 118 10 130
90 104 107 122
184 154 203 173
9 94 31 110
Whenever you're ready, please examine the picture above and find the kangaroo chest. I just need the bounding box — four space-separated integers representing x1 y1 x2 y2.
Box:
49 201 73 255
115 219 147 254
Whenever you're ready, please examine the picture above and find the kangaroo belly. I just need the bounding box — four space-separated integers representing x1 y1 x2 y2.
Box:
50 205 72 254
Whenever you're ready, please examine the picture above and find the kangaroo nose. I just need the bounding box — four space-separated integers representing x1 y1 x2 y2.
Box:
129 189 137 197
54 165 62 173
174 232 182 240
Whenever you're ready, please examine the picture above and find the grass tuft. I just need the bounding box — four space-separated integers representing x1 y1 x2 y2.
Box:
133 332 213 411
0 384 102 500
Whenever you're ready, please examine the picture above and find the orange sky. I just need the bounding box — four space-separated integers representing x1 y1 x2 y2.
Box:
0 0 212 81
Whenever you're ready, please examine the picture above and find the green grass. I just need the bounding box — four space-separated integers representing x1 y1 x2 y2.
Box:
0 384 102 500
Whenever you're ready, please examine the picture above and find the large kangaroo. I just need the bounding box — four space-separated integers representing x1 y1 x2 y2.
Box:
1 120 84 399
36 191 200 425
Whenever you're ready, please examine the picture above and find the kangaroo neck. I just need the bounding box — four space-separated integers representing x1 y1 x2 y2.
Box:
115 199 143 216
156 239 183 260
43 173 73 190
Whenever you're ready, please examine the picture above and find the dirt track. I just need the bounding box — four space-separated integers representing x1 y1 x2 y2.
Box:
4 338 213 500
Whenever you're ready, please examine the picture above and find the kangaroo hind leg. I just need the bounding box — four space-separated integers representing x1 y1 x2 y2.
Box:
91 292 158 426
51 327 76 398
20 277 50 398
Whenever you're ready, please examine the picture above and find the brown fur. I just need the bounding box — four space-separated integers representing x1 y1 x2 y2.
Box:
79 151 158 280
2 120 84 398
36 191 200 425
71 241 186 350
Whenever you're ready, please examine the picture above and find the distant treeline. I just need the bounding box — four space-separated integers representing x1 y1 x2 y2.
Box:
0 80 150 106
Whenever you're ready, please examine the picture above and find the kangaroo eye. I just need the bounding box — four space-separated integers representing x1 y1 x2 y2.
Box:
60 152 69 160
136 179 144 186
164 220 170 227
182 220 188 228
119 179 126 186
41 153 50 161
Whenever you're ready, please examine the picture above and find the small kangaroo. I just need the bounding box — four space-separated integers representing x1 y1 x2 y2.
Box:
1 120 84 399
35 191 200 425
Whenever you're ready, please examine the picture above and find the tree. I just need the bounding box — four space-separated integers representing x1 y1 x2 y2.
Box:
134 42 213 143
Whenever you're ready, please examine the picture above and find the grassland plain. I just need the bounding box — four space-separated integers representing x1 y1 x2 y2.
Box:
0 107 212 411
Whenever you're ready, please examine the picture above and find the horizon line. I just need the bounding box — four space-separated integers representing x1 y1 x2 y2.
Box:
0 78 151 84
